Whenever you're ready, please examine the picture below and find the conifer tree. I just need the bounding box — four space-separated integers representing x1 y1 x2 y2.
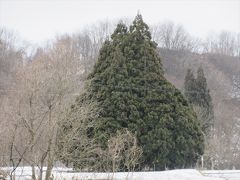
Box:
195 67 214 133
184 67 214 135
184 69 196 103
72 14 204 170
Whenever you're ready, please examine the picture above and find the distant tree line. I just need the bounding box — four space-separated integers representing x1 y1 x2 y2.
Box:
151 22 240 56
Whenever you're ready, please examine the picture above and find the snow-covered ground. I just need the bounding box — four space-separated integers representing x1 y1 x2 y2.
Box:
202 170 240 180
1 167 240 180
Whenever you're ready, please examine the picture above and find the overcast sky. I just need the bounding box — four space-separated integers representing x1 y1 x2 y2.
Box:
0 0 240 45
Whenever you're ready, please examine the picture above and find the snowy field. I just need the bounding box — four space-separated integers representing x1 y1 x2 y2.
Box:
1 167 240 180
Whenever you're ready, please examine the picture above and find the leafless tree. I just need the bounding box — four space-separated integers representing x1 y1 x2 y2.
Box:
203 97 240 169
56 93 101 171
0 34 89 179
0 28 23 95
83 20 114 58
107 129 142 174
151 22 200 52
203 31 240 57
232 75 240 99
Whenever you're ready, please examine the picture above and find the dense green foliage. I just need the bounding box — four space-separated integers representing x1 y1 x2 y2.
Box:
184 67 214 135
71 14 204 170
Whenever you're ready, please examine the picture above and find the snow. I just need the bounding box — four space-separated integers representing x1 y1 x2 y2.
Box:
1 167 240 180
52 169 224 180
202 170 240 180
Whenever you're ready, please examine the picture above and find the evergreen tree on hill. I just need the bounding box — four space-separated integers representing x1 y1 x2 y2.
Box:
195 67 214 134
184 69 196 103
73 14 204 170
184 67 214 135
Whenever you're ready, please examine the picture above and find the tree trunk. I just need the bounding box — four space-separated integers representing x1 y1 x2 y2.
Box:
45 158 53 180
31 165 36 180
45 108 54 180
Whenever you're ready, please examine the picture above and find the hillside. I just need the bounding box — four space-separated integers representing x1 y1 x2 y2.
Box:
159 48 240 168
159 48 240 116
159 49 240 99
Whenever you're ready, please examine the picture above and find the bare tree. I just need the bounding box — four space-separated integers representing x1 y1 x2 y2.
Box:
107 129 142 174
0 34 88 179
82 20 114 59
203 31 240 57
232 74 240 99
56 94 101 171
0 28 23 96
32 38 86 180
203 97 240 170
151 22 200 52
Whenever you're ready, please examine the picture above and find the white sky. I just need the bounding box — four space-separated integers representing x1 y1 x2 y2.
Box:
0 0 240 45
